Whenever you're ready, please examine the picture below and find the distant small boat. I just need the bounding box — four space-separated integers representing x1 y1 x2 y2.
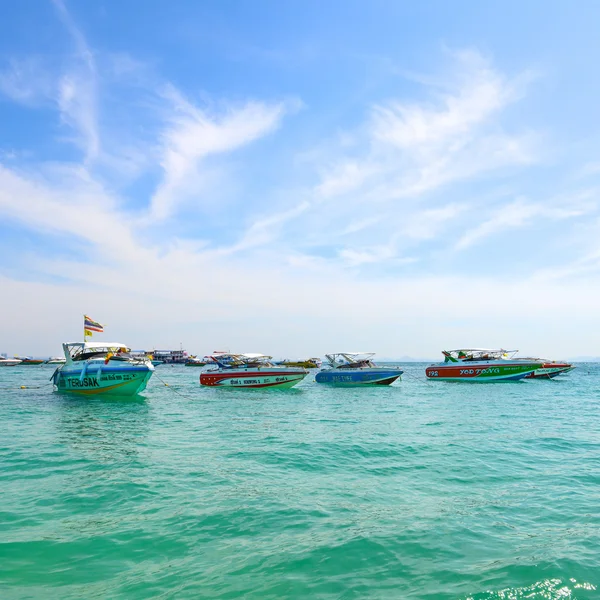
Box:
315 352 403 386
200 353 308 389
16 357 45 365
0 356 22 367
426 349 543 382
130 351 164 367
277 357 322 368
45 357 67 364
185 356 207 367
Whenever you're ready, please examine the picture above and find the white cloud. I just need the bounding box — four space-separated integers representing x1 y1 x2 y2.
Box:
315 50 537 207
221 201 311 254
4 36 600 359
401 204 466 240
0 58 55 105
50 0 100 163
338 244 414 266
148 86 287 221
456 195 595 250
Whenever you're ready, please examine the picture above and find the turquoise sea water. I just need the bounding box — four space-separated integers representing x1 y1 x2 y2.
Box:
1 363 598 599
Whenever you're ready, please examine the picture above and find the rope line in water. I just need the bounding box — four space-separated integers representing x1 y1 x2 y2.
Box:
0 382 54 390
402 370 432 385
153 373 197 399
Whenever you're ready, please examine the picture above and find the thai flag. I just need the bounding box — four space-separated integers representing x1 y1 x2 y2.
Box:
84 315 104 333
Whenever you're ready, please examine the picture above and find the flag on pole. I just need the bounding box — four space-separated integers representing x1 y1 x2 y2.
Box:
84 315 104 339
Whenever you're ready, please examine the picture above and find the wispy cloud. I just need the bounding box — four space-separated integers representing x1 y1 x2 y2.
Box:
3 22 600 359
148 85 287 221
0 57 55 105
316 50 538 206
51 0 99 163
456 194 595 250
263 50 541 270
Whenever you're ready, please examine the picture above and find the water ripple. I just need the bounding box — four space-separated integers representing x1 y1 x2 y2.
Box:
0 364 599 599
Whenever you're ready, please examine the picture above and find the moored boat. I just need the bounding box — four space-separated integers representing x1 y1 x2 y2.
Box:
277 357 322 368
131 351 164 366
45 356 67 364
185 356 207 367
52 342 155 396
426 349 543 382
315 352 403 386
0 356 22 367
200 353 308 389
521 358 575 379
16 357 45 365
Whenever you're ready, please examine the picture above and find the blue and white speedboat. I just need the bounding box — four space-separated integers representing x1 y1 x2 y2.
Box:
52 342 155 396
315 352 403 386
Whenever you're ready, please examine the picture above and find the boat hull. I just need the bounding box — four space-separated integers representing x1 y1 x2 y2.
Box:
315 368 403 386
526 363 574 379
53 363 154 396
0 359 22 367
426 361 541 382
200 368 307 389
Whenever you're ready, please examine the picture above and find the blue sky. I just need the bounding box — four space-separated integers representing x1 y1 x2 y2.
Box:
2 0 600 358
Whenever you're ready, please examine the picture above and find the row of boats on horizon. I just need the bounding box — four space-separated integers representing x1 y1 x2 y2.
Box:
1 339 576 396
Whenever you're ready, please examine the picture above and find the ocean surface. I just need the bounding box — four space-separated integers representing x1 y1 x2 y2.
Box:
1 363 599 599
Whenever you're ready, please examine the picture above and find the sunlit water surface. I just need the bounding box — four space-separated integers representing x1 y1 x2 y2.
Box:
1 363 598 599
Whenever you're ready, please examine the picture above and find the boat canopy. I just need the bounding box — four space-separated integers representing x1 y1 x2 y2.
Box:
206 353 274 368
63 341 131 361
65 341 130 350
324 352 376 368
442 349 517 363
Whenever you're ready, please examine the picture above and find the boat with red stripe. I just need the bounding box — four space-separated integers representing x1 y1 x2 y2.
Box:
426 349 543 382
200 353 308 389
521 359 575 379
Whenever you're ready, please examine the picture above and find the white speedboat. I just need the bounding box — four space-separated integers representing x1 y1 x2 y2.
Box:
45 356 67 364
52 342 155 396
0 356 22 367
200 353 308 389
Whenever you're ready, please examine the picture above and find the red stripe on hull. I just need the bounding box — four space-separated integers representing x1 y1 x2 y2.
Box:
526 364 573 379
200 370 306 388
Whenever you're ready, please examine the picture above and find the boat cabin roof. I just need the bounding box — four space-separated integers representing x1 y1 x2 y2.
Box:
326 352 374 359
63 342 132 361
324 352 377 368
207 353 274 367
442 348 517 362
65 341 130 350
